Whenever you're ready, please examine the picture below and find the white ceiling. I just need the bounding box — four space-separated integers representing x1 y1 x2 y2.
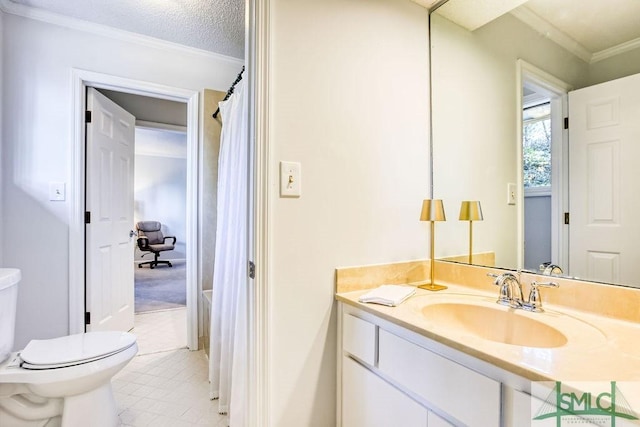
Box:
436 0 530 32
516 0 640 55
6 0 245 59
436 0 640 63
98 89 187 127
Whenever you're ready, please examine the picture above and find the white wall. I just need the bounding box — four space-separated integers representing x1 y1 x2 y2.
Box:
1 11 241 348
268 0 430 425
134 128 187 260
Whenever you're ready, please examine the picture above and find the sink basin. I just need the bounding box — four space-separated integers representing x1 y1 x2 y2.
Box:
407 293 607 350
421 302 567 348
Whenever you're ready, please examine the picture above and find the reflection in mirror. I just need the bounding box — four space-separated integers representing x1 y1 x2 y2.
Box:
431 0 640 288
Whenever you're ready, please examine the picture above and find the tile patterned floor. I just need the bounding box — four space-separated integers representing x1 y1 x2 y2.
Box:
115 310 228 426
133 308 188 355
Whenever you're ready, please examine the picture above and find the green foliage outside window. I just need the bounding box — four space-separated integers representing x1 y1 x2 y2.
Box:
523 108 551 188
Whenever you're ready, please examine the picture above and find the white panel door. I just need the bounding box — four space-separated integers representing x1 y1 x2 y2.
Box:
86 87 135 332
569 73 640 285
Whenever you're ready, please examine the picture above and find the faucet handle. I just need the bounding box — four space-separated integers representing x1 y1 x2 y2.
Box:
531 281 559 288
486 272 501 287
525 281 559 312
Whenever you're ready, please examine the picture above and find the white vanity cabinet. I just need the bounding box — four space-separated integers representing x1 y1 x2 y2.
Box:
338 303 523 427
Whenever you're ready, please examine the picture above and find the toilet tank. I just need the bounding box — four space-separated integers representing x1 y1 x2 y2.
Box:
0 269 21 364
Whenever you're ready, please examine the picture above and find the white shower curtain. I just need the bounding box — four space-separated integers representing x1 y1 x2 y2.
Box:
209 76 248 426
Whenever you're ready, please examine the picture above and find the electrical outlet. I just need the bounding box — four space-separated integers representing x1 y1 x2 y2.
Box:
280 161 301 197
507 183 516 205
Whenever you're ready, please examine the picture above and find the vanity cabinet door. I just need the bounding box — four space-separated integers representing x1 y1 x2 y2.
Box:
342 356 428 427
503 386 543 427
377 329 501 427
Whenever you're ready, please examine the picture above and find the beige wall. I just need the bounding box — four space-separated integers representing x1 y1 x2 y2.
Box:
431 13 589 268
588 48 640 87
201 89 225 294
268 0 430 424
199 89 224 342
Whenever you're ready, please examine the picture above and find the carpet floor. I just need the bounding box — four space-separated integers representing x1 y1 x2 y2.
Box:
134 260 186 313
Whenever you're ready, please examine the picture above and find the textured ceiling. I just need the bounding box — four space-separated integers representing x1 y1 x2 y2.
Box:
7 0 245 59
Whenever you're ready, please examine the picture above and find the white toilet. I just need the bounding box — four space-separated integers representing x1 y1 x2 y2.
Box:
0 268 138 427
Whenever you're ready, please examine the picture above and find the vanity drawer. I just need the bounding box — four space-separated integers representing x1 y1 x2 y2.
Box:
378 329 500 427
342 314 376 365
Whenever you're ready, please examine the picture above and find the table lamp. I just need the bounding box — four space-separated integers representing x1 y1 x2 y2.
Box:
459 201 483 264
419 199 447 291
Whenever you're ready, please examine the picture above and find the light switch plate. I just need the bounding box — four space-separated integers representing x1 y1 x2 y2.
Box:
49 182 66 201
507 183 516 205
280 161 301 197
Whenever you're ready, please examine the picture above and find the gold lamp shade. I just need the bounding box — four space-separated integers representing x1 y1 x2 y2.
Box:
419 199 447 291
459 201 483 264
459 200 483 221
420 199 446 222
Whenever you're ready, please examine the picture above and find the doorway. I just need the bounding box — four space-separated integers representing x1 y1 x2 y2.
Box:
517 61 571 272
132 122 189 354
69 70 200 350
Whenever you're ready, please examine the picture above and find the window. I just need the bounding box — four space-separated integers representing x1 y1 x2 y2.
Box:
523 103 551 189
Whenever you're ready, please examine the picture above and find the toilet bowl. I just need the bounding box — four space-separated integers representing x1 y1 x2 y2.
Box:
0 269 138 427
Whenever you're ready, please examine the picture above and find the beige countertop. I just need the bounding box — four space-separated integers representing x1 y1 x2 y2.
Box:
337 283 640 384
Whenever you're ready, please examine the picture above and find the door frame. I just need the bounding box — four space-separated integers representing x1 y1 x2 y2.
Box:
516 60 571 271
69 69 200 350
248 0 271 424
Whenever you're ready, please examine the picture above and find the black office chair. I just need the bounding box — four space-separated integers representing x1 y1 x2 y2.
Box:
136 221 176 269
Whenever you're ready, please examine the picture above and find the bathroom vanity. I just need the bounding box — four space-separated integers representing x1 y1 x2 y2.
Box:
338 301 505 426
335 261 640 427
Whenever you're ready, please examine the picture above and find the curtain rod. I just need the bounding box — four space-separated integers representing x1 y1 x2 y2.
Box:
212 66 245 119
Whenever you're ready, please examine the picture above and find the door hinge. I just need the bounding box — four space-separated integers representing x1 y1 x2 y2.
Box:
85 312 91 325
564 212 570 224
85 110 92 123
248 261 256 279
564 117 569 129
85 211 91 224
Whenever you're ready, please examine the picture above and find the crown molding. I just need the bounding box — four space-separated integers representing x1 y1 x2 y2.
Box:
512 5 640 65
510 6 592 64
591 36 640 64
0 0 244 66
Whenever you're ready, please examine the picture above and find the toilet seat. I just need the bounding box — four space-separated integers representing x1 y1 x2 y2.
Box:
20 331 136 370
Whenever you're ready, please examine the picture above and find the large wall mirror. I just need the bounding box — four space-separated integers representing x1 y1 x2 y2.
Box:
431 0 640 288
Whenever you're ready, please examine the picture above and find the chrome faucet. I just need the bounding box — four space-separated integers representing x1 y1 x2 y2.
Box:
487 272 524 308
539 262 563 276
487 273 558 312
